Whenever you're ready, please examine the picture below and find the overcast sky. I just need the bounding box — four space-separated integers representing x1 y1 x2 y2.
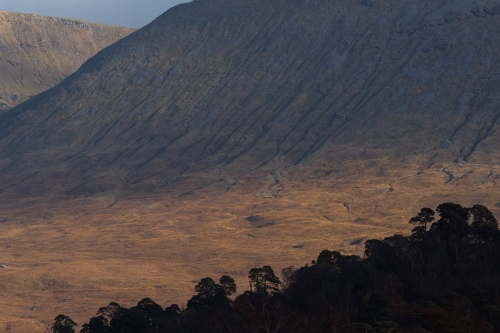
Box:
0 0 188 28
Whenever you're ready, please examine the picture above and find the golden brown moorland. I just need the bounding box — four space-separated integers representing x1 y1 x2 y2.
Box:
0 161 499 332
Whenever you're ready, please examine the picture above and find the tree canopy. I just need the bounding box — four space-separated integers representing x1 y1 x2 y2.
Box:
48 202 500 333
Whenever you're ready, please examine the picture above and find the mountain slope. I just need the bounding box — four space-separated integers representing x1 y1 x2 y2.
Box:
1 0 500 196
0 11 135 110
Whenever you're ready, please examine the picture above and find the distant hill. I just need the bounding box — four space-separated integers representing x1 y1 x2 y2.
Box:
0 11 135 110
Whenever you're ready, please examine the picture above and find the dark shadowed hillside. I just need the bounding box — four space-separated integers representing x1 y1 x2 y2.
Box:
1 0 500 195
0 11 135 110
2 1 500 331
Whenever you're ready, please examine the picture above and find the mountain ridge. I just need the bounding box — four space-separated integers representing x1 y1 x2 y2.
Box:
0 10 136 110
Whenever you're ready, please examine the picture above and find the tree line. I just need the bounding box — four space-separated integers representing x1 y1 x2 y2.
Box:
47 202 500 333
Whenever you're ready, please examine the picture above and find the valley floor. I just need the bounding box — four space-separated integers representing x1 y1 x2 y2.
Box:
0 160 498 332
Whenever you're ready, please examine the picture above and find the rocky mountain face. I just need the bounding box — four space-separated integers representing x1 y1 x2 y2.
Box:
0 0 500 195
0 11 135 110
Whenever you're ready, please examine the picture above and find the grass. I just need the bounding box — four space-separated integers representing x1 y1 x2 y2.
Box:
0 160 498 332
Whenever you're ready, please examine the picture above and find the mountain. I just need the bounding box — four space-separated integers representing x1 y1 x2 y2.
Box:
2 0 500 331
1 0 500 197
0 11 135 110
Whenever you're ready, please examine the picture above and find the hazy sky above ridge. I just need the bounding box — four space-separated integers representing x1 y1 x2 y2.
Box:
0 0 188 28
